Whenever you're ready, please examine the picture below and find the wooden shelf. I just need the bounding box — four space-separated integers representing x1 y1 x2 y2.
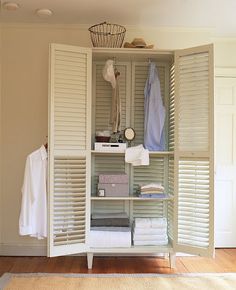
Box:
91 196 173 201
91 150 174 156
89 243 173 254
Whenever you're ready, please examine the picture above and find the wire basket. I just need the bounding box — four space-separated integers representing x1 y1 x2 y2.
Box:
88 22 126 48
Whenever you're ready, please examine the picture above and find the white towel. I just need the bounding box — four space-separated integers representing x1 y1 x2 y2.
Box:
89 229 131 248
151 218 167 228
135 218 167 229
125 144 149 166
134 227 167 235
133 233 168 241
134 239 168 246
141 183 164 191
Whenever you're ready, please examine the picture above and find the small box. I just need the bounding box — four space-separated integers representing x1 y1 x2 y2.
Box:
99 173 129 184
97 173 129 197
94 142 127 152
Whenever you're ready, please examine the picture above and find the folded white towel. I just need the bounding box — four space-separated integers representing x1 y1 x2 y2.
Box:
151 218 167 228
133 233 168 241
133 239 168 246
134 227 167 235
135 218 167 229
89 229 131 248
125 144 149 166
140 183 164 191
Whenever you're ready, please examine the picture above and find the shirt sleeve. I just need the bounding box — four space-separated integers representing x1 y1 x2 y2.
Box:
19 156 34 235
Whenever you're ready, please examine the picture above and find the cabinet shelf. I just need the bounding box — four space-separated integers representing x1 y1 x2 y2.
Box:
89 243 173 254
91 196 173 201
91 150 174 156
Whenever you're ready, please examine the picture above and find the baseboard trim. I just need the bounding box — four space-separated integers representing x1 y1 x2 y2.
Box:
0 244 192 257
0 244 47 256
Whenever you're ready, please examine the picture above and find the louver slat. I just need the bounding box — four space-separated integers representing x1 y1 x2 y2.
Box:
178 52 209 153
169 64 175 151
133 157 165 195
53 47 89 152
53 157 87 247
133 201 164 218
92 200 126 215
168 157 174 240
177 159 210 248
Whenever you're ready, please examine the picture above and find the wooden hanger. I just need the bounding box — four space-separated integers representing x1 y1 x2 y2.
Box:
114 67 120 78
44 135 48 151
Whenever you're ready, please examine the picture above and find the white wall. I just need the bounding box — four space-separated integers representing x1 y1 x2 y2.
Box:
0 23 235 255
214 38 236 67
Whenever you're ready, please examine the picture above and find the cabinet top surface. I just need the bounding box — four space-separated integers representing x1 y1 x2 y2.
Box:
92 47 174 62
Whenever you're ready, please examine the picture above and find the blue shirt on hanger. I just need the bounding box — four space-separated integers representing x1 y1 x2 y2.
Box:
144 62 166 151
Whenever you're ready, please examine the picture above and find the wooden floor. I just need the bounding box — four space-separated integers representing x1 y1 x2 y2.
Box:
0 249 236 276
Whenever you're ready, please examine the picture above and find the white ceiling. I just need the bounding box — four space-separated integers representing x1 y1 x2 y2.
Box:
0 0 236 36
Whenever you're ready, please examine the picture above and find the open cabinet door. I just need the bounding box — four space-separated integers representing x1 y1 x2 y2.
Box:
48 44 92 257
173 44 214 256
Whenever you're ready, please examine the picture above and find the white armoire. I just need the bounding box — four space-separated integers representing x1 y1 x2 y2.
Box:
48 43 214 269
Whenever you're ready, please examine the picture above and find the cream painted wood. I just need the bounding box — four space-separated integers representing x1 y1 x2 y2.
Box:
174 44 214 257
48 44 92 257
215 76 236 247
48 44 214 268
91 197 174 201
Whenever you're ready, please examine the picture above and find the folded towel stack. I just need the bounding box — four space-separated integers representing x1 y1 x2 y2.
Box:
90 212 131 248
139 183 167 198
89 226 131 248
91 212 129 227
133 217 168 246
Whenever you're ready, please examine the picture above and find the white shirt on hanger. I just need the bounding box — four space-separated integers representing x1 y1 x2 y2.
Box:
19 145 47 239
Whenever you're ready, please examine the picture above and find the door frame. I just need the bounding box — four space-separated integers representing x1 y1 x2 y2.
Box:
214 66 236 248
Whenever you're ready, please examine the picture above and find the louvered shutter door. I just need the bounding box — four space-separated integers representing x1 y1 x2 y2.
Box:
48 44 91 256
174 44 214 256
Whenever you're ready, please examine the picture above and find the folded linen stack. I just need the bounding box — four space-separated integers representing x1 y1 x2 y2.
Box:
139 183 167 198
90 212 129 227
133 217 168 246
89 226 131 248
89 212 131 248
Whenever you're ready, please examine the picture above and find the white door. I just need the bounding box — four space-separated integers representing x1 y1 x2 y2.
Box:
48 44 92 256
215 76 236 247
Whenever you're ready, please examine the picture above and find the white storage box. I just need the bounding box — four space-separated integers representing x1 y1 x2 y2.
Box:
94 142 127 152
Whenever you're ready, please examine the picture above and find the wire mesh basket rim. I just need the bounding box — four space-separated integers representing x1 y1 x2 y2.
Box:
88 21 126 34
88 21 126 48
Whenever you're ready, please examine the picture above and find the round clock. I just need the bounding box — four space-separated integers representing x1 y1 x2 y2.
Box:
124 127 136 141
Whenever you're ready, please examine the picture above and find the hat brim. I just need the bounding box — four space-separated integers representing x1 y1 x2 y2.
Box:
124 42 154 49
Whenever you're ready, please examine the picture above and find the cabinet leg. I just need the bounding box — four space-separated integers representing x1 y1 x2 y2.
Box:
169 252 176 268
87 253 93 269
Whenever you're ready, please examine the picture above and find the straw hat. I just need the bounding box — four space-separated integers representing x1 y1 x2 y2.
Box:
124 38 154 49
